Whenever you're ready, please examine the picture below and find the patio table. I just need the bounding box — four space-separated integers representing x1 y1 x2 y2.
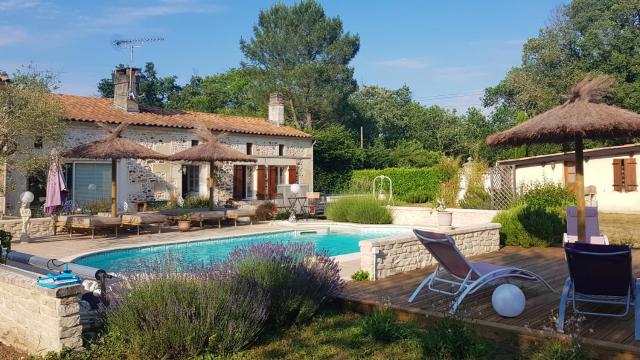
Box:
287 196 308 217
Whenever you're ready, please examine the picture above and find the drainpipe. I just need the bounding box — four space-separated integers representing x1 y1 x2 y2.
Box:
371 247 379 281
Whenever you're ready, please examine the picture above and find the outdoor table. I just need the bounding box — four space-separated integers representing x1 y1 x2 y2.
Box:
287 196 308 216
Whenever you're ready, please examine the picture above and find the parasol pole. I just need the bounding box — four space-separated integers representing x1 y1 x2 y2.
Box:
574 136 586 241
208 161 215 211
111 158 118 218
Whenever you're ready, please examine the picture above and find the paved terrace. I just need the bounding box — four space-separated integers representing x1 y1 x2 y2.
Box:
341 246 640 358
10 221 361 279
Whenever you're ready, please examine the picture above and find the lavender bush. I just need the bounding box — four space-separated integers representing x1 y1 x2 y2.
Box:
221 242 345 326
106 266 269 359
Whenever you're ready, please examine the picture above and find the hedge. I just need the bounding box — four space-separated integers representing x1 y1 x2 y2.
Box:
349 167 452 203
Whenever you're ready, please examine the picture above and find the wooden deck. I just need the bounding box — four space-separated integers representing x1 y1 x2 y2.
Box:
341 246 640 358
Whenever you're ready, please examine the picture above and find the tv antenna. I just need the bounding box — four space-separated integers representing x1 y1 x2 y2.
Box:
111 37 164 100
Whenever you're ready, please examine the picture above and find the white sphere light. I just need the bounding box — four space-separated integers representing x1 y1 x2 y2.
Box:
290 183 301 194
20 191 34 203
492 284 526 317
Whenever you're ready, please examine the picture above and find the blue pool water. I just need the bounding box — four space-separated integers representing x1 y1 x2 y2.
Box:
74 228 411 272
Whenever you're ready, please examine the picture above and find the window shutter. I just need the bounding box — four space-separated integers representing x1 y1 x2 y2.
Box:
268 166 278 199
256 165 266 200
624 158 637 192
288 165 297 184
233 165 243 200
613 159 623 192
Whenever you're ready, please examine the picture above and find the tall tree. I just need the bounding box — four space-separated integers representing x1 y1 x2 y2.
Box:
0 64 64 174
240 0 360 129
97 62 180 107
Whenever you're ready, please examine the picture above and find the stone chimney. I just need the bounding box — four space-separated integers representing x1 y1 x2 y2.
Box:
113 67 140 112
268 92 285 127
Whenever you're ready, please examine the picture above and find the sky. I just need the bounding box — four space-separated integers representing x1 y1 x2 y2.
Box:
0 0 567 112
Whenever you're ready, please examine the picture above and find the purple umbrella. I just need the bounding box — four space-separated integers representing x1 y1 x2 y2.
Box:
44 154 67 214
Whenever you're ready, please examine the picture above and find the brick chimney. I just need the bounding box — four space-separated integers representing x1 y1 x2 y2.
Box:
113 67 140 112
268 92 285 127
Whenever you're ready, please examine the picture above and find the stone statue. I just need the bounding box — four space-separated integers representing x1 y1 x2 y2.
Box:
19 202 32 242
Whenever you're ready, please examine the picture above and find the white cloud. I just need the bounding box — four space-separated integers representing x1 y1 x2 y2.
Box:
91 2 224 27
0 0 39 11
373 57 429 70
0 26 29 47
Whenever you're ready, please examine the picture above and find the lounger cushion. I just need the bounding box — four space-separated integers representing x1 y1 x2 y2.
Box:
122 213 167 225
72 216 121 227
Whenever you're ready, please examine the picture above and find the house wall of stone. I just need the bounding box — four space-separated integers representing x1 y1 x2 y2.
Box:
5 122 314 214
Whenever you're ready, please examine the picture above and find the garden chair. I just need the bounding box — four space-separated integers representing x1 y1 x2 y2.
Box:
410 229 554 314
557 242 639 340
563 206 608 244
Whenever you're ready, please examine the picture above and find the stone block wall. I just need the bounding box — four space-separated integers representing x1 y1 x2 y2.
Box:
0 265 83 355
359 224 501 279
388 207 499 227
0 217 54 240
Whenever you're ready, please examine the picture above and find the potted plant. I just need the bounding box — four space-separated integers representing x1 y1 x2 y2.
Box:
177 214 192 232
435 198 453 229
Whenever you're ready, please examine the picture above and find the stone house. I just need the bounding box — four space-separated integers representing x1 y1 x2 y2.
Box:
1 68 314 215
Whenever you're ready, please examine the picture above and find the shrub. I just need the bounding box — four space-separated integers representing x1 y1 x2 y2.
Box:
459 186 492 209
223 242 344 327
401 191 433 204
493 183 573 247
524 338 588 360
360 309 412 343
521 182 575 209
349 165 455 203
422 318 495 359
255 201 275 221
183 195 210 209
273 210 291 220
351 270 370 281
106 271 269 359
80 199 111 214
325 197 392 224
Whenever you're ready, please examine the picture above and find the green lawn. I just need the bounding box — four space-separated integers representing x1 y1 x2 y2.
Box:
600 213 640 246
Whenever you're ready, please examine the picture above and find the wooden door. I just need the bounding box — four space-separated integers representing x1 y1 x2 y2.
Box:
564 161 576 193
288 165 297 184
268 166 278 199
233 165 244 200
256 165 266 200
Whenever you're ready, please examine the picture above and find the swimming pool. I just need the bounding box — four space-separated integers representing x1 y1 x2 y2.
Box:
73 227 412 272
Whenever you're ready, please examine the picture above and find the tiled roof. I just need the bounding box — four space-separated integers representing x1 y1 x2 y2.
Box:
57 94 312 138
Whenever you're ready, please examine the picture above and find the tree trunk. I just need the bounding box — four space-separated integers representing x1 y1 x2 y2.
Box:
304 113 312 129
288 99 302 129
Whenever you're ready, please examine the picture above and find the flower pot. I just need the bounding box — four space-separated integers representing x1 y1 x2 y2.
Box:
437 211 453 229
177 220 191 232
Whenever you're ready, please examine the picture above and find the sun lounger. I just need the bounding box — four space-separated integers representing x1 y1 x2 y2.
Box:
564 206 608 244
121 213 168 235
53 214 90 235
557 242 639 340
409 229 554 314
225 208 257 226
189 210 226 228
70 216 121 239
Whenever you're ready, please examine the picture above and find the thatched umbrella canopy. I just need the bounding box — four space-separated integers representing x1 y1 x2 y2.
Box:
168 127 256 210
65 123 166 217
487 75 640 241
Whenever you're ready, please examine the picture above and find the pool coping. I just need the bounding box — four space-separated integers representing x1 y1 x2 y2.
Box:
62 222 418 267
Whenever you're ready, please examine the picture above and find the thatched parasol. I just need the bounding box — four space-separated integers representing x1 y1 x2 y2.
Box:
168 127 256 210
65 123 166 217
487 75 640 241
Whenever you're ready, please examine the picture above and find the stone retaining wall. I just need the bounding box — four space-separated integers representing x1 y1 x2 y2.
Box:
388 207 499 227
359 223 501 279
0 217 54 240
0 265 83 355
